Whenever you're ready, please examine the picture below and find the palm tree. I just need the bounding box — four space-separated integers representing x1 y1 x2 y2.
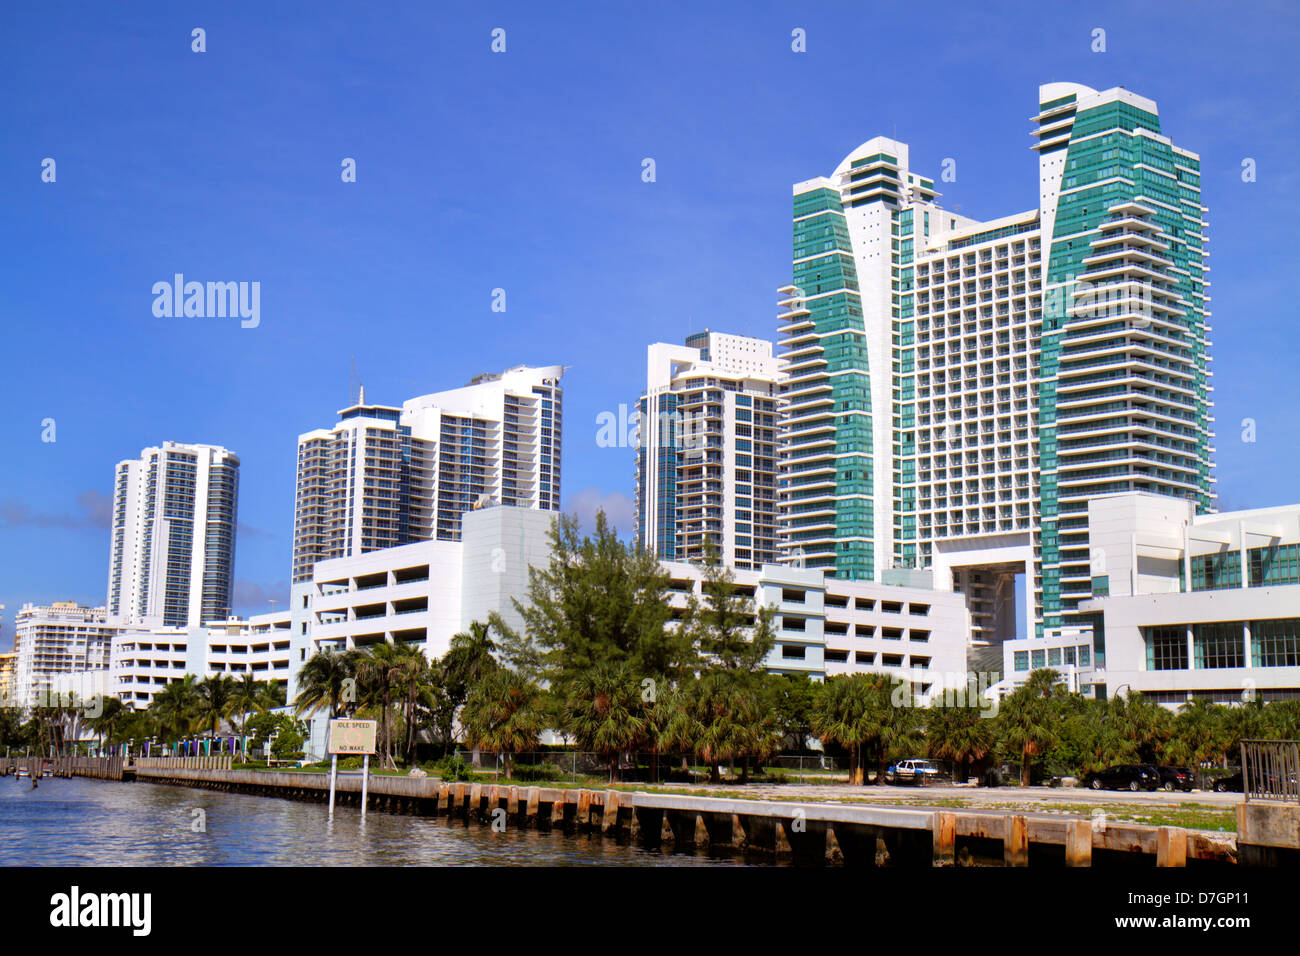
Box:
1113 692 1172 763
195 674 237 741
85 697 129 755
925 701 994 783
997 669 1063 786
563 662 646 782
353 642 409 769
294 649 356 721
443 621 501 765
387 641 432 766
460 670 544 778
231 673 267 738
149 675 200 743
811 673 903 785
811 674 872 785
1167 698 1223 769
657 682 704 776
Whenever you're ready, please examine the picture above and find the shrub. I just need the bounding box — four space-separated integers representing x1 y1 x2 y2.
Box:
434 755 477 782
510 762 565 782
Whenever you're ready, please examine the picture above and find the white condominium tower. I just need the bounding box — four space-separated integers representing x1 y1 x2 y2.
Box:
106 442 240 628
636 331 783 570
292 364 565 584
288 364 563 690
780 82 1212 647
12 602 113 709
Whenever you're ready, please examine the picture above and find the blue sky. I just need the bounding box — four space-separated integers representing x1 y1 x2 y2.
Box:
2 1 1297 650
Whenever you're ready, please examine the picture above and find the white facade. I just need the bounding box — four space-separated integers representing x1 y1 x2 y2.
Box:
101 610 293 710
305 505 556 664
289 365 564 697
1001 492 1300 707
661 561 971 699
11 603 113 710
637 331 784 570
107 441 240 628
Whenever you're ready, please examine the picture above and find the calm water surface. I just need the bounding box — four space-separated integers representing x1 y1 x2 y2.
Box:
0 775 747 866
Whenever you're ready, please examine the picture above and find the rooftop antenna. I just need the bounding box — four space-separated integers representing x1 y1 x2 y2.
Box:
349 355 359 406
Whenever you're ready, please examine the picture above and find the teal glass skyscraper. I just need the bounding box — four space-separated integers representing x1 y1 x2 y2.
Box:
780 83 1213 647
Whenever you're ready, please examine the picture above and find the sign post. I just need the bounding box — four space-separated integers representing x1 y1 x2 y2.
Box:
326 718 377 819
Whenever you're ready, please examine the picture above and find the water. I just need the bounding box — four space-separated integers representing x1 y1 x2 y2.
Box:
0 775 746 866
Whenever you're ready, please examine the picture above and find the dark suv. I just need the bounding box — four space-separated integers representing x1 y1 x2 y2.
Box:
1156 765 1194 792
1084 764 1161 792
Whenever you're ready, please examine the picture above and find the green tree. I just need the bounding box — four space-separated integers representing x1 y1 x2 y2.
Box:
925 701 995 782
765 673 817 752
149 675 200 742
563 662 646 782
681 544 771 675
85 696 129 754
442 621 502 766
996 669 1064 786
515 511 689 697
195 674 237 737
293 649 356 720
460 669 545 778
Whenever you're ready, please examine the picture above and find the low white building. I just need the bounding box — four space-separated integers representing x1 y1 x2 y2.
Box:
302 504 556 665
51 610 294 711
662 561 972 700
1001 492 1300 707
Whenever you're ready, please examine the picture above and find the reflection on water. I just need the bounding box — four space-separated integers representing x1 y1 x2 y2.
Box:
0 775 747 867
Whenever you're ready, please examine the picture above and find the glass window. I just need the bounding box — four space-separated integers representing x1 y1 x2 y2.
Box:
1193 622 1245 669
1014 651 1029 672
1145 626 1187 670
1252 618 1300 667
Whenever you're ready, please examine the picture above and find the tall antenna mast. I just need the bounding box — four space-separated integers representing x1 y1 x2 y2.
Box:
349 355 359 406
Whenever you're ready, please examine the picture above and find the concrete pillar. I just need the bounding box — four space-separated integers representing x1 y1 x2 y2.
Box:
702 812 734 848
602 790 621 834
739 815 777 854
1157 826 1187 867
636 807 664 850
525 787 539 822
783 819 829 866
1003 815 1029 866
933 811 956 866
1239 521 1249 591
666 810 697 848
1065 819 1092 866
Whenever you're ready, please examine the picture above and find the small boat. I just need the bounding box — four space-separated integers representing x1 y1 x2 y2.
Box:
15 767 31 778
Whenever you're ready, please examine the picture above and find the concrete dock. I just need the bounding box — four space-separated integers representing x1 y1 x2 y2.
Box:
118 763 1238 866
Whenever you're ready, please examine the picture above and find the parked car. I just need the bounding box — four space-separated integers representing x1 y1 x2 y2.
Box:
1212 769 1299 793
886 758 943 786
1084 764 1160 791
1155 765 1194 792
1213 771 1243 793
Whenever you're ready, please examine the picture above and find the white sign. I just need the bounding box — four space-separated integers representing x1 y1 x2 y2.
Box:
328 719 377 755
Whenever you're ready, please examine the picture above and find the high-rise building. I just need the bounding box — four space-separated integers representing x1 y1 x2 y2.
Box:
0 651 17 707
781 82 1213 651
107 442 240 628
288 364 564 694
12 602 114 709
636 331 784 570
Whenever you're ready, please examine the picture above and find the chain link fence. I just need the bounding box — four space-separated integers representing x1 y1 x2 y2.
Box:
449 751 850 785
